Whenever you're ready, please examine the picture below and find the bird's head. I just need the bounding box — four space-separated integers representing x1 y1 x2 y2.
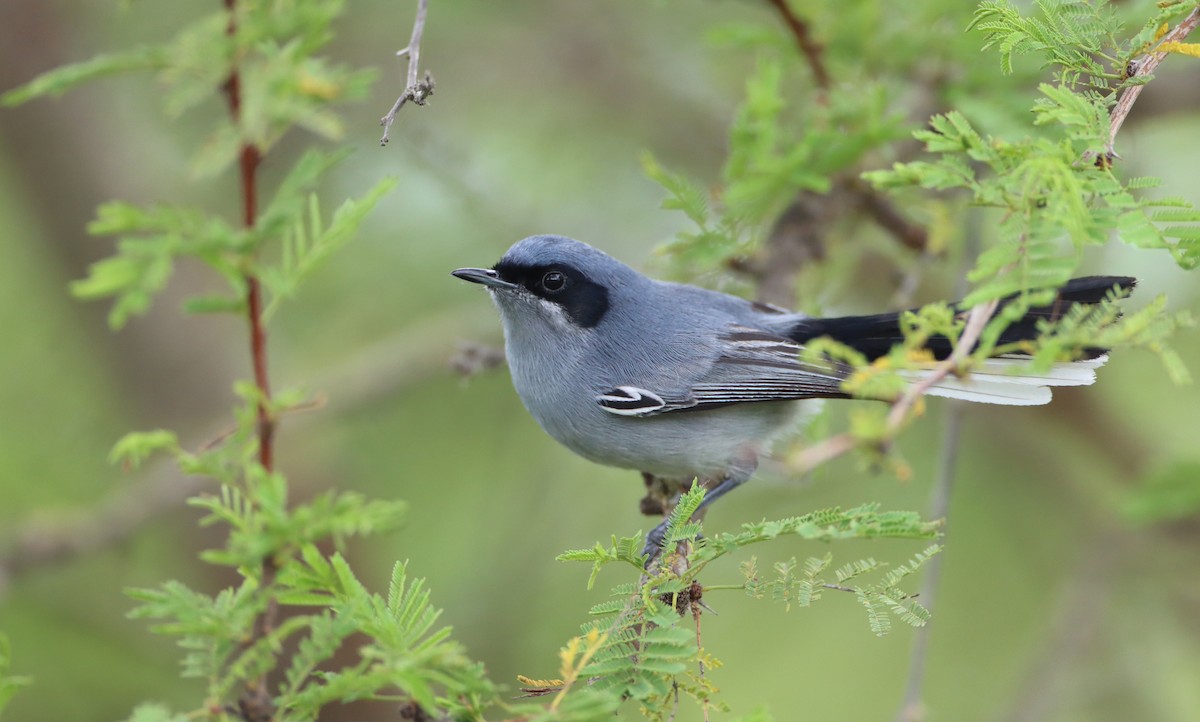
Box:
453 235 638 333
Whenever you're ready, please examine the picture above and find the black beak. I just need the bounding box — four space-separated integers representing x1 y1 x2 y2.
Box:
451 267 519 290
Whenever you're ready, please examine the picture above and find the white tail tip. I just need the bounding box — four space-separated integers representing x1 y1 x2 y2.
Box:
901 354 1109 406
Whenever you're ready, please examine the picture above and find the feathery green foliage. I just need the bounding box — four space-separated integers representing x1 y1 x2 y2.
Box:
644 56 900 283
969 0 1198 87
5 0 1199 720
645 0 1194 462
553 487 941 717
4 2 497 720
862 1 1198 387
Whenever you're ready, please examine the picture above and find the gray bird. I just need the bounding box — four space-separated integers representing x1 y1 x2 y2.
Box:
453 235 1132 555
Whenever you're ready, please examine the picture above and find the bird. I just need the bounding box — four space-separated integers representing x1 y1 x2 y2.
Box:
452 234 1133 556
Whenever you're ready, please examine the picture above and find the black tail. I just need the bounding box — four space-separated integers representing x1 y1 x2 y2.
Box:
788 276 1136 361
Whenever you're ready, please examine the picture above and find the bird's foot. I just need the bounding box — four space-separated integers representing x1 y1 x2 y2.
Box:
641 520 705 567
642 520 668 563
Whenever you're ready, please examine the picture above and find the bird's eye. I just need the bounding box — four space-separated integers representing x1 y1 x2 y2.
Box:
541 271 566 292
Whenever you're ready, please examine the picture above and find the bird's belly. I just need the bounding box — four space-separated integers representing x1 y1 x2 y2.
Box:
505 344 799 479
539 398 800 480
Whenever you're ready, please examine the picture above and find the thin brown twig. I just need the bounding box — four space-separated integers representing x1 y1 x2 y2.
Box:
748 1 933 276
221 0 274 477
885 299 999 431
380 0 433 145
223 0 279 714
852 179 930 253
1106 6 1200 158
764 0 830 94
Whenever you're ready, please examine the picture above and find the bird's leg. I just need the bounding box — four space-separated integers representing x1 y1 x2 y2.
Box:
642 462 756 563
638 472 670 516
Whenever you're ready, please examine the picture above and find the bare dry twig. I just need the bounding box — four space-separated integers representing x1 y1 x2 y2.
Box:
1106 6 1200 159
380 0 434 146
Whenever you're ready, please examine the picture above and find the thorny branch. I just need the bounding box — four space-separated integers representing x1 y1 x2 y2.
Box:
1106 6 1200 159
380 0 434 145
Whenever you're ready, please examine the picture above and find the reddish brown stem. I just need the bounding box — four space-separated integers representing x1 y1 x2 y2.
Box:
765 0 831 93
223 0 279 712
224 1 273 476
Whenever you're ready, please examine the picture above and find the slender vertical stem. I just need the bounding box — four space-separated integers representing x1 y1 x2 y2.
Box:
246 275 273 471
892 401 963 722
224 0 273 473
892 213 981 722
222 1 278 713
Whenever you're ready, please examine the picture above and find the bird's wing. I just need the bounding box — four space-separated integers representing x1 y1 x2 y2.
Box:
596 325 850 417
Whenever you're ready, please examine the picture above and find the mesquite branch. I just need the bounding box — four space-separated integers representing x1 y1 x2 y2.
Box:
1106 6 1200 159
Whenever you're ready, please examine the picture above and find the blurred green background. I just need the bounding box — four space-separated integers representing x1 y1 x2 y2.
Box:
2 1 1199 721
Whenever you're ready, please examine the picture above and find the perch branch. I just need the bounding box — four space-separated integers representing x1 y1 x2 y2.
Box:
379 0 434 145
